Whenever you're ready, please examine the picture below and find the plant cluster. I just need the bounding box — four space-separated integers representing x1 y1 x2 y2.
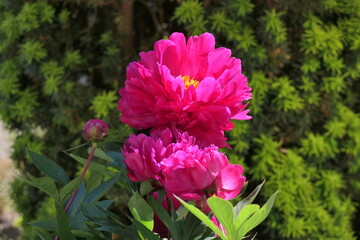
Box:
22 32 277 240
1 0 359 239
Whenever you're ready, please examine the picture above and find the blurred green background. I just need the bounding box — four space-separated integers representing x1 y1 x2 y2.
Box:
0 0 359 239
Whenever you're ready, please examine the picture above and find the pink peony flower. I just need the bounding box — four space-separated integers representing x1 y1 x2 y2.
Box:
122 128 173 182
82 119 109 142
122 127 245 201
160 142 246 201
122 128 195 183
118 32 252 148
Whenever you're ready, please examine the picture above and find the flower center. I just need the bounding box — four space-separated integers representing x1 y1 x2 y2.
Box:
181 75 200 89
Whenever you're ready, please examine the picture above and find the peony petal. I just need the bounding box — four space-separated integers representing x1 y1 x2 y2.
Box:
196 77 220 102
216 164 246 200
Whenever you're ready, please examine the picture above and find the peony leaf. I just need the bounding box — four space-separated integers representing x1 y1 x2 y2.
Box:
67 182 85 215
128 192 154 231
66 153 115 177
30 219 57 231
175 196 227 240
208 196 234 239
59 176 81 201
22 174 59 200
181 212 207 240
83 173 120 204
133 220 161 240
236 191 278 239
234 204 260 231
34 229 52 240
88 147 113 162
55 202 76 240
28 150 69 184
148 196 180 239
140 181 153 196
233 180 265 218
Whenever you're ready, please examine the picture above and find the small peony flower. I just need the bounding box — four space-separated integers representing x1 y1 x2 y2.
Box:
122 128 174 182
118 32 252 148
82 119 109 142
160 141 246 201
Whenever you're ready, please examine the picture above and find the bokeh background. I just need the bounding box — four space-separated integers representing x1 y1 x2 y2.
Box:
0 0 359 239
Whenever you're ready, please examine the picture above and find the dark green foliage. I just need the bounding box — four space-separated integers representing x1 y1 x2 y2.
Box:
1 0 359 239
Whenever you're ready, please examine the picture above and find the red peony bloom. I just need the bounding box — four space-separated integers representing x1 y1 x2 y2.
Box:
118 32 252 148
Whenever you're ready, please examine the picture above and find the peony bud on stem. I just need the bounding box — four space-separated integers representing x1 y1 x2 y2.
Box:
82 119 109 142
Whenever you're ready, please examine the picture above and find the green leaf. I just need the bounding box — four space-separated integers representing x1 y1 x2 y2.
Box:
60 176 81 201
129 192 154 231
106 151 126 170
96 224 140 239
66 153 115 177
19 39 47 63
140 182 153 196
22 174 59 199
175 196 226 240
175 205 189 221
96 200 113 209
12 90 39 121
70 229 94 238
208 196 234 239
67 182 85 215
103 141 123 152
86 170 104 193
237 191 278 239
55 202 76 240
133 220 161 240
30 219 57 231
64 50 82 68
83 174 120 204
234 180 265 217
35 229 53 240
148 196 180 239
89 147 114 162
90 91 118 118
79 201 108 221
63 142 89 152
181 212 206 240
234 204 260 231
28 150 69 184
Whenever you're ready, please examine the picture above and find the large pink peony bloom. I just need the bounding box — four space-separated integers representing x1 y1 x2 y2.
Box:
118 32 252 148
160 140 246 201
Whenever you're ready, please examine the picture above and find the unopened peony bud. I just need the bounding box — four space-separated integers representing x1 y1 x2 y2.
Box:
82 119 109 141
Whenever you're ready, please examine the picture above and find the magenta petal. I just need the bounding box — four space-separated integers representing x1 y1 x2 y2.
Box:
196 77 220 102
216 164 246 200
187 32 215 56
232 109 252 120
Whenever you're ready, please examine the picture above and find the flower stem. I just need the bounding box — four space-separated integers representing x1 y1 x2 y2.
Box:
55 142 97 240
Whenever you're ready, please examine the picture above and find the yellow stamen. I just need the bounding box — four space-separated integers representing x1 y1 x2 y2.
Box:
181 75 200 89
